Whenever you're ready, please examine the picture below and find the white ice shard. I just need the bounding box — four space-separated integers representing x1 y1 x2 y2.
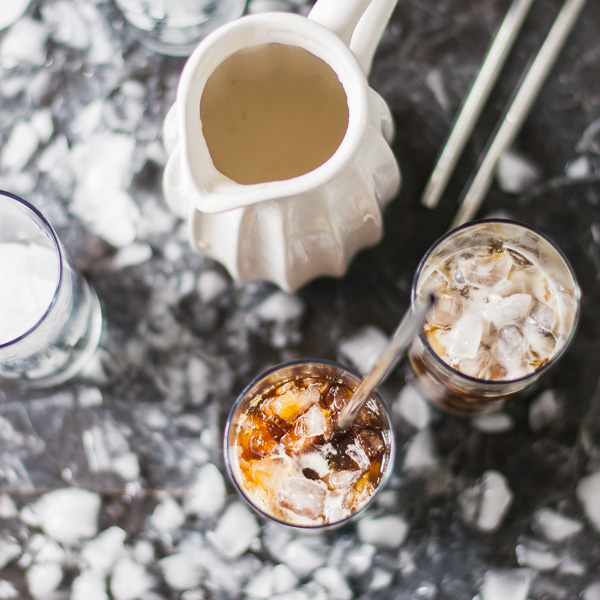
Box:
576 471 600 532
532 507 583 541
207 502 259 559
395 383 431 430
31 488 100 545
356 515 408 549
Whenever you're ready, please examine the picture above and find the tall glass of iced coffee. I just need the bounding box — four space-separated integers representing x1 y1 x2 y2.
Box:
409 220 580 416
224 360 395 530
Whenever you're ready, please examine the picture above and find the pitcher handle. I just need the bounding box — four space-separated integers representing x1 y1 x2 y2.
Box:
308 0 398 75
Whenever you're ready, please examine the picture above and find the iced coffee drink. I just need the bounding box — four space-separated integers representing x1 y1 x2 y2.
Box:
225 360 395 529
409 220 580 416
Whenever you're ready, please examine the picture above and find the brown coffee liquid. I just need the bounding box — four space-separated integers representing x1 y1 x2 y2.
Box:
200 43 349 185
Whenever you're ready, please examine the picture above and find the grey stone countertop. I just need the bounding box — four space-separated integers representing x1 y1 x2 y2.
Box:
1 0 600 599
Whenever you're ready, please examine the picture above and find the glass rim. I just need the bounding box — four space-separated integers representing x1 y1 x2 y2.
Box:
223 358 396 530
0 190 64 350
410 218 582 387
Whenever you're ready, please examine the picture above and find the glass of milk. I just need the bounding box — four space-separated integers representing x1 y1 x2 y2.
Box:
0 191 103 387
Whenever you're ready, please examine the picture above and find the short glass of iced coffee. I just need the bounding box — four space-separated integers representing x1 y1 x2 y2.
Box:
224 360 395 530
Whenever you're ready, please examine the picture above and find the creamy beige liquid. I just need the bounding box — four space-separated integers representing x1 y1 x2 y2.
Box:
200 43 349 185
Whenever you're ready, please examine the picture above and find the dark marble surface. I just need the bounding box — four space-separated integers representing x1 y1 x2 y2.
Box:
1 0 600 599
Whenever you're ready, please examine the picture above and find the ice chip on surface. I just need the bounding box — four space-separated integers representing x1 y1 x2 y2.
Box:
404 429 437 471
530 299 555 331
446 313 484 360
0 494 18 519
472 412 513 433
71 570 107 600
0 0 30 30
0 18 48 67
524 323 557 361
277 477 326 520
356 515 409 549
81 526 126 574
207 502 259 559
255 291 305 322
338 325 389 373
277 539 327 578
576 470 600 531
483 294 533 327
495 325 524 363
532 507 583 541
184 463 226 517
480 568 533 600
313 567 353 600
110 558 153 600
515 540 562 570
395 383 431 429
262 383 321 422
0 539 20 569
150 497 185 534
159 552 202 591
529 389 561 431
26 561 63 598
584 582 600 600
244 564 298 599
496 149 540 193
460 470 513 532
428 294 463 328
33 488 100 545
0 120 39 171
464 252 513 288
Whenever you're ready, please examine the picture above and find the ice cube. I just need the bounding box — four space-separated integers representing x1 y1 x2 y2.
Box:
71 570 108 600
338 325 389 373
313 567 353 600
110 558 154 600
583 582 600 600
394 383 431 430
150 497 185 534
207 502 259 559
262 384 321 422
576 470 600 532
26 562 63 598
524 323 557 362
159 552 202 591
483 294 533 327
184 463 226 517
428 295 463 329
495 325 525 363
458 350 490 378
345 442 371 472
532 508 583 541
356 515 409 549
464 252 513 288
529 389 561 431
403 429 437 471
515 540 561 571
32 488 100 545
282 404 332 453
445 313 484 360
277 477 326 520
420 268 449 294
325 469 361 490
0 539 20 570
0 580 18 599
460 470 513 532
80 526 126 574
496 149 540 194
530 299 555 331
244 564 298 599
472 412 513 433
479 568 533 600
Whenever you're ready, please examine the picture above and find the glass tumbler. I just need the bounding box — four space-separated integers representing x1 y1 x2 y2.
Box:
0 191 103 387
408 219 580 416
224 359 396 530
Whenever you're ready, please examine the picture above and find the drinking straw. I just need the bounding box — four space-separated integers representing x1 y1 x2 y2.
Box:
421 0 535 209
451 0 588 229
336 292 436 432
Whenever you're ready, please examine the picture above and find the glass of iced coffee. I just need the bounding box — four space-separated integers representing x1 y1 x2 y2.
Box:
224 360 395 530
408 219 580 416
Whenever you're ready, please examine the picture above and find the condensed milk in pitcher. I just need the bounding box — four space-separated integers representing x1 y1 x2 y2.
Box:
163 0 401 291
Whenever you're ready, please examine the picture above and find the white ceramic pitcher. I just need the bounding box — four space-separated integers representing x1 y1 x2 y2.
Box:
162 0 401 291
